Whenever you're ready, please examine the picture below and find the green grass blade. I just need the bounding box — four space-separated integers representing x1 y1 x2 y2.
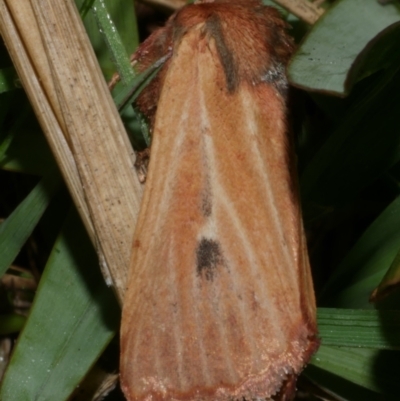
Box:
346 22 400 88
370 244 400 302
321 195 400 308
0 208 119 401
112 56 169 147
91 0 135 83
76 0 139 81
78 0 95 19
311 345 400 397
318 308 400 350
0 173 61 277
114 55 170 114
288 0 400 95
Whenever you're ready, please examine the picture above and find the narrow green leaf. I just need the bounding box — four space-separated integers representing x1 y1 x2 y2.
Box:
78 0 95 19
288 0 400 95
114 55 170 114
91 0 135 84
321 195 400 308
347 22 400 88
318 308 400 350
0 208 119 401
113 56 170 147
311 345 400 397
76 0 139 80
370 245 400 302
0 173 61 277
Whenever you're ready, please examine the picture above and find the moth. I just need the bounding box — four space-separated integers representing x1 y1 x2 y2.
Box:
120 1 318 400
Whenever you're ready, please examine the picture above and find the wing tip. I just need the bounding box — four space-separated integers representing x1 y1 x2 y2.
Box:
121 334 319 401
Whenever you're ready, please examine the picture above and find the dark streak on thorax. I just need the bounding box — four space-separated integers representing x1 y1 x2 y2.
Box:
205 15 239 93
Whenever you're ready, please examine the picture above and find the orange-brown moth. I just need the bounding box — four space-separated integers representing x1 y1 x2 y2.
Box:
120 1 318 400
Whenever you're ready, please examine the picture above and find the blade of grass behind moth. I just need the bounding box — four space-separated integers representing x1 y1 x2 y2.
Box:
113 56 170 149
0 207 120 401
0 172 62 277
370 245 400 302
317 308 400 350
114 55 170 114
91 0 137 83
320 194 400 309
76 0 139 81
288 0 400 95
78 0 95 19
310 345 400 397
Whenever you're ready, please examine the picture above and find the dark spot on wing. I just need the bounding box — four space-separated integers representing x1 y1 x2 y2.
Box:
196 238 223 281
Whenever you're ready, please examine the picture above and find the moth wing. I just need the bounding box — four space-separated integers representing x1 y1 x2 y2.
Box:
121 25 317 401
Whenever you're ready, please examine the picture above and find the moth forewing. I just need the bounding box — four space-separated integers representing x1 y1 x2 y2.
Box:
121 1 318 400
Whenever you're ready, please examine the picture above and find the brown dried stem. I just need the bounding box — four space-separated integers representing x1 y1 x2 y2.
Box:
0 0 143 303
